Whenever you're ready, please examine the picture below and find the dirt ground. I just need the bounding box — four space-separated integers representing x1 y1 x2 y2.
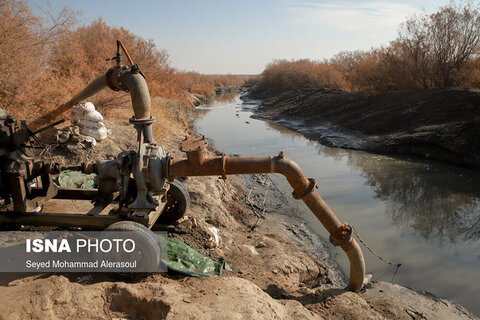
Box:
252 88 480 169
0 119 476 319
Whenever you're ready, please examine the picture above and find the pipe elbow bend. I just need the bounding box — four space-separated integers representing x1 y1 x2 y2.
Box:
271 156 305 177
108 67 151 120
271 156 310 190
123 72 151 120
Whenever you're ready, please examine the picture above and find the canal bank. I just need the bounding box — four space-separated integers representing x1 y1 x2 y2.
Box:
251 88 480 169
194 94 480 316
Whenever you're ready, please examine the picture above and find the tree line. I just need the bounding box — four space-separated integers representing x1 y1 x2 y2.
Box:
0 0 247 123
258 2 480 94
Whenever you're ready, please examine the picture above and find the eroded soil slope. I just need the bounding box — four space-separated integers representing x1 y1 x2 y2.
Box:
253 88 480 168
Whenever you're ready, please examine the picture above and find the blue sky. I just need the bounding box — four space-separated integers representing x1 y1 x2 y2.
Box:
43 0 447 74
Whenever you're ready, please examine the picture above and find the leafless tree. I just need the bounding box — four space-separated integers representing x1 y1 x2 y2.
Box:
398 2 480 88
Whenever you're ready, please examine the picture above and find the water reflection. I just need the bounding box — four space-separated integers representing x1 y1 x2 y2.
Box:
308 135 480 248
265 115 480 246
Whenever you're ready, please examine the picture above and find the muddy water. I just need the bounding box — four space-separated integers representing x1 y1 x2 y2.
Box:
194 95 480 315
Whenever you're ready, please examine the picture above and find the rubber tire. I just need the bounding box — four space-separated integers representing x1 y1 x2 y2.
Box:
157 179 190 224
104 221 161 272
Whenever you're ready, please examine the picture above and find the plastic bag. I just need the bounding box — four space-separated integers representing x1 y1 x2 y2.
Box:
82 110 104 122
165 237 232 277
71 110 104 123
80 126 108 141
83 102 95 113
71 102 104 123
71 102 107 141
76 119 106 129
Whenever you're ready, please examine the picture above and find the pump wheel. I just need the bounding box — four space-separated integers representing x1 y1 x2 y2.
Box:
157 179 190 224
104 221 161 271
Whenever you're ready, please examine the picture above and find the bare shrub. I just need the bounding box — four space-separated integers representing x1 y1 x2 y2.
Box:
258 59 344 92
259 3 480 94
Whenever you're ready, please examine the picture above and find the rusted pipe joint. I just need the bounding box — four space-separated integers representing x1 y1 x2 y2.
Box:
329 223 353 246
220 153 227 180
292 178 316 199
106 66 122 91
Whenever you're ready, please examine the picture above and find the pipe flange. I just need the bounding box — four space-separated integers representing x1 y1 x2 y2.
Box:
329 223 353 247
292 178 316 199
106 66 122 91
129 117 156 125
220 153 227 180
106 65 131 92
179 135 208 152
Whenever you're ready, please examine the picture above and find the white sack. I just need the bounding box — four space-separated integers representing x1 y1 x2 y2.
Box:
71 102 104 123
76 119 106 129
80 126 108 141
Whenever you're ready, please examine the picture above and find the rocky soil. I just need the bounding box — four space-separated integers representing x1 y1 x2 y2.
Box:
0 118 476 319
252 88 480 169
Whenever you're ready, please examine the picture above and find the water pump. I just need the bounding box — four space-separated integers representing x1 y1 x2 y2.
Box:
0 41 365 291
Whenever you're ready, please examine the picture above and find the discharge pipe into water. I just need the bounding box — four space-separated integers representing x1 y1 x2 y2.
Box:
168 136 366 291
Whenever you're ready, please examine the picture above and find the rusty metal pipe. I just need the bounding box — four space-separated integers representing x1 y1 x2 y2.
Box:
117 40 134 66
169 150 365 291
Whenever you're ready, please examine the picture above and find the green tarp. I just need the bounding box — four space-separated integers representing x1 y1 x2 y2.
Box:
165 237 232 277
54 170 97 189
52 171 230 278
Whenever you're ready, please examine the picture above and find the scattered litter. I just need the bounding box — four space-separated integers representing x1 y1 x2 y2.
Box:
363 273 373 286
165 237 232 277
242 244 259 255
31 206 42 213
208 226 220 247
56 125 98 153
176 215 189 224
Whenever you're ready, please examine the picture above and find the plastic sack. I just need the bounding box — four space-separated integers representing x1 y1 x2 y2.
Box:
71 110 104 123
81 110 103 122
70 102 95 115
164 237 232 277
71 102 104 123
80 126 108 141
83 102 95 113
76 119 106 129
